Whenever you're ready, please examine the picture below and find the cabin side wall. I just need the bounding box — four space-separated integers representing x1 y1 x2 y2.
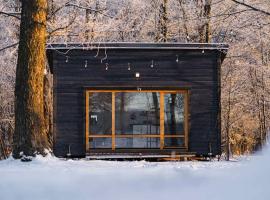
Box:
51 49 221 157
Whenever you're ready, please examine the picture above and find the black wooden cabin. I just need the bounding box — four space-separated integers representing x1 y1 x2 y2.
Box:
47 43 228 159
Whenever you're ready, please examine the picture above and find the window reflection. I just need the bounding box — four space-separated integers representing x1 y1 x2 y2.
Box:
89 93 112 134
164 93 184 135
116 138 160 148
88 91 186 150
164 138 184 147
89 138 112 148
115 92 160 135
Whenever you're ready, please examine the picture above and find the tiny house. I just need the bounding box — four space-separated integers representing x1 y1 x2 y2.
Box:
47 43 228 159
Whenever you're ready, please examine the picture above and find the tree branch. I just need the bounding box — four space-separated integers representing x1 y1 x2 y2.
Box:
0 43 19 52
65 2 114 18
0 11 20 20
48 14 77 36
231 0 270 16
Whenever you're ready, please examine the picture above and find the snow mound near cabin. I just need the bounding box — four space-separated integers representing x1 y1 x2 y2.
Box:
0 149 269 200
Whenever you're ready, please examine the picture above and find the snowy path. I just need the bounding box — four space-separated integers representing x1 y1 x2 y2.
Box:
0 151 269 200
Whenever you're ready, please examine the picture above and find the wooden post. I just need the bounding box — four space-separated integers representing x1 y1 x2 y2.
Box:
160 92 165 149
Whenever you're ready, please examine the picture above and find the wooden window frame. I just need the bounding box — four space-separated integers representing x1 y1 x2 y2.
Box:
85 89 189 151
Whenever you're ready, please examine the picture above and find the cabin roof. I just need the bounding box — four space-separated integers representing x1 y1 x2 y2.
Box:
47 42 229 51
46 42 228 73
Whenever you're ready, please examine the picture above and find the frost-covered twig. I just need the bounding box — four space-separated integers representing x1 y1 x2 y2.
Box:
0 11 20 20
0 42 18 52
231 0 270 16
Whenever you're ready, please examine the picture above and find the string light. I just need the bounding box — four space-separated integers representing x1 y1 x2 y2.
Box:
137 87 142 91
61 52 189 71
128 63 131 71
151 60 154 68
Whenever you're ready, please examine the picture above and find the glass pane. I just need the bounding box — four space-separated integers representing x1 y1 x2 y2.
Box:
116 138 160 148
89 93 112 135
115 92 160 135
89 138 112 149
164 137 184 147
164 93 184 135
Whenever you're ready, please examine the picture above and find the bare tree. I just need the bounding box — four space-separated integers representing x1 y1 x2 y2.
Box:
13 0 49 159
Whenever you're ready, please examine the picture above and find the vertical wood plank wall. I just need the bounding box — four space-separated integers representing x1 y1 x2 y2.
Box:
51 49 221 157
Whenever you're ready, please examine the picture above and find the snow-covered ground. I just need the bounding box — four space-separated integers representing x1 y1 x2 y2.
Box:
0 149 269 200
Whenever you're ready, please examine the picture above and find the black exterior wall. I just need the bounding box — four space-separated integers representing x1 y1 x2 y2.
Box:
47 43 228 157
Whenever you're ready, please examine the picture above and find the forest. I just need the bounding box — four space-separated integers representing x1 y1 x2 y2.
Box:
0 0 269 159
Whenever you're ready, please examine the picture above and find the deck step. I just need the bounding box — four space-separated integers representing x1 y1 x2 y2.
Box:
86 152 196 160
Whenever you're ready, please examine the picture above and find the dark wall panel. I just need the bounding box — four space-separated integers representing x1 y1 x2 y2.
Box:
51 48 221 157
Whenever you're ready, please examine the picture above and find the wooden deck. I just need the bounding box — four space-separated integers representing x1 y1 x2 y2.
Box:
86 150 196 161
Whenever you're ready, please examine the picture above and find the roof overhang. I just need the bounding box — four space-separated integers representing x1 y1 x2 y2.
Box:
46 42 229 73
47 42 228 51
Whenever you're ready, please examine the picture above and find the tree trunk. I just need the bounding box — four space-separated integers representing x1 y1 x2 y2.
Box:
169 94 177 146
198 0 212 43
44 67 53 148
85 0 99 41
177 0 190 42
225 66 232 161
13 0 49 158
156 0 168 42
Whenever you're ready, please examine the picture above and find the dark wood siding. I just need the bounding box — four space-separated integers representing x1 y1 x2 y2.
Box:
51 48 222 157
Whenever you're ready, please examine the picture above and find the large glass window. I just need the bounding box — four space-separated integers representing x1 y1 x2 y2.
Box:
164 93 184 135
89 92 112 135
89 138 112 149
116 138 160 148
87 90 187 150
115 92 160 135
164 137 184 148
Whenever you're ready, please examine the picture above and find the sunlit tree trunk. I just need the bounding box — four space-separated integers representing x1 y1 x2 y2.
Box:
13 0 49 158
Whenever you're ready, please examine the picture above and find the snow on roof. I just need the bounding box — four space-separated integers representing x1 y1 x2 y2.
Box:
46 42 229 51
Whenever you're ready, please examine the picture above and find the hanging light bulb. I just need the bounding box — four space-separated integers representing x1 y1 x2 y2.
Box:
65 56 69 63
151 60 154 68
202 50 205 54
176 55 179 63
84 60 88 68
128 63 131 71
105 63 109 70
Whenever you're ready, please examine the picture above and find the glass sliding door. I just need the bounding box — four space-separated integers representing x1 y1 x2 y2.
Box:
86 90 188 150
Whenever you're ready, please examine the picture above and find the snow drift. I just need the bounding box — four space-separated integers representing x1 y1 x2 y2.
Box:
0 148 269 200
